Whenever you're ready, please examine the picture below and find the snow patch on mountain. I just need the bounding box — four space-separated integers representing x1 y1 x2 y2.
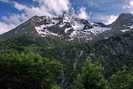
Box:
129 25 133 29
89 27 111 35
72 21 84 30
59 23 65 28
121 29 130 32
65 28 71 33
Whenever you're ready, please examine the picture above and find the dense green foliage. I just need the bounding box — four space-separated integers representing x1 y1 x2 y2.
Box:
0 35 133 89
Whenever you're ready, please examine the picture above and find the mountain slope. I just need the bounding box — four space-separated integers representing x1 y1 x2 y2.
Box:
90 29 133 76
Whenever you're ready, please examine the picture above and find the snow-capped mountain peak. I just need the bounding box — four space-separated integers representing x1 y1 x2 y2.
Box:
33 13 111 40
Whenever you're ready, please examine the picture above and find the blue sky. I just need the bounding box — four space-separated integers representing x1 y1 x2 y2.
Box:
0 0 133 34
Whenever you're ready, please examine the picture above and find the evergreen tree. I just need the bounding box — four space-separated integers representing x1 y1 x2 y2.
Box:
73 58 110 89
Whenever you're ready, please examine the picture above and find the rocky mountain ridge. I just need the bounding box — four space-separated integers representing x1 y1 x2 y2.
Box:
1 13 133 42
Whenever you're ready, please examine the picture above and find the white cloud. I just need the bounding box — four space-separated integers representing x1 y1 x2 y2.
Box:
13 2 52 17
122 0 133 13
78 8 89 19
12 0 70 17
105 15 118 25
1 14 29 25
129 0 133 13
129 0 133 6
0 0 71 34
91 14 118 25
14 2 29 11
0 22 15 34
32 0 70 15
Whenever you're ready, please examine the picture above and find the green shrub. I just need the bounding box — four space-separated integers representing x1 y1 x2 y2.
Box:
110 68 133 89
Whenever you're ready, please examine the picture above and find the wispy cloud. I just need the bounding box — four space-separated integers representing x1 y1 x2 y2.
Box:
78 7 89 19
0 22 15 34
